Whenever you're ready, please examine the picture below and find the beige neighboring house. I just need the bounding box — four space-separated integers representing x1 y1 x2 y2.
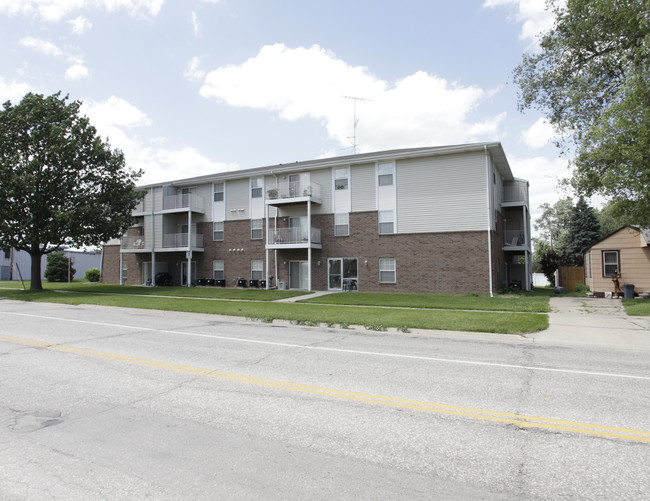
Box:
584 226 650 295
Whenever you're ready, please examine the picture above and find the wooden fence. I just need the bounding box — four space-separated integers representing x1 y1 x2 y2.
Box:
558 266 585 292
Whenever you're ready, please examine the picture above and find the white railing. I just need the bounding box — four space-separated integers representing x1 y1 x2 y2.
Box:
163 193 205 211
268 227 321 245
122 236 146 250
267 180 321 201
162 233 204 248
503 180 528 204
504 230 526 247
133 200 145 213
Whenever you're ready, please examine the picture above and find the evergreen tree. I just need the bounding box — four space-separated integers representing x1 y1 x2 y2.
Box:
44 251 76 282
565 198 601 265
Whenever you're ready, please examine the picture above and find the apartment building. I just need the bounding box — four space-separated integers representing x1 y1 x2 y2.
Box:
101 143 532 294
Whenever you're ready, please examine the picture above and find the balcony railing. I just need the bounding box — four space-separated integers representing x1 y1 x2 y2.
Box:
163 193 205 211
503 180 528 204
268 227 321 245
504 230 526 247
122 236 146 250
162 233 204 248
133 200 145 213
267 180 321 201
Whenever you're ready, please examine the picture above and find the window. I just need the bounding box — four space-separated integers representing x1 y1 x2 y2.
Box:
213 182 224 202
251 178 263 198
377 162 394 186
379 258 396 283
251 219 263 239
213 221 224 241
251 260 263 281
334 213 349 236
213 260 224 280
378 210 394 234
121 261 127 280
602 250 620 277
334 167 349 190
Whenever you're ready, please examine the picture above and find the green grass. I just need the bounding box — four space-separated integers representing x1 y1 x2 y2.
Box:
622 299 650 316
0 285 548 334
298 291 551 313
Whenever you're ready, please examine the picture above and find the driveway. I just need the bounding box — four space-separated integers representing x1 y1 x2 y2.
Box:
528 296 650 350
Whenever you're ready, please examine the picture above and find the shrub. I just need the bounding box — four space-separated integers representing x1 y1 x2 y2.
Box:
85 268 101 282
44 251 75 282
574 284 591 294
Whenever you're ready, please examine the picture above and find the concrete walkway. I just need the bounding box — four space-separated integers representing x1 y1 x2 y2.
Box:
528 296 650 350
273 290 339 303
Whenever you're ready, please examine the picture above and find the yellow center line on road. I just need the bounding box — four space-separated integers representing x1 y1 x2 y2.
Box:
2 333 649 444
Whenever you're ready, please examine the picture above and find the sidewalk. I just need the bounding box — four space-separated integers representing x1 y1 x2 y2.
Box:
273 290 338 303
528 296 650 350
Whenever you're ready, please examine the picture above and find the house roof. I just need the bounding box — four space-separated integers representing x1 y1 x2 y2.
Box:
137 142 514 189
584 226 650 251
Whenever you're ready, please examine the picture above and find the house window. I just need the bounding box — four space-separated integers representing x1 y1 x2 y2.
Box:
121 261 127 280
213 260 224 280
334 213 349 236
213 182 224 202
377 162 394 186
251 260 263 281
213 221 224 241
251 219 263 239
602 250 620 277
334 167 349 190
251 178 263 198
378 210 394 234
379 258 396 283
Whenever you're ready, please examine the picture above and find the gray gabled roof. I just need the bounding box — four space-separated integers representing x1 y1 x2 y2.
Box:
137 142 514 189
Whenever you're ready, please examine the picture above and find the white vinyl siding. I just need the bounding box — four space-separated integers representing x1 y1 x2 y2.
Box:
351 163 375 212
396 153 487 233
226 179 249 220
311 168 331 213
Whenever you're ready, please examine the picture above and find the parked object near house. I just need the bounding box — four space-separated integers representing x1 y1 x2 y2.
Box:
102 143 532 294
584 226 650 297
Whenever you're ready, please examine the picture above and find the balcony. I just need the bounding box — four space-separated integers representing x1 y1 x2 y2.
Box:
266 180 322 205
267 227 322 249
162 232 204 249
122 236 147 251
162 193 205 213
504 230 527 249
503 180 528 206
133 200 146 214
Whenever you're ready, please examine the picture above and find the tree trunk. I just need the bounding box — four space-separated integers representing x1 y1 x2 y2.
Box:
29 249 43 290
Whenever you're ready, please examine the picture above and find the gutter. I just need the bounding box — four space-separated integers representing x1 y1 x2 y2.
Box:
485 145 494 297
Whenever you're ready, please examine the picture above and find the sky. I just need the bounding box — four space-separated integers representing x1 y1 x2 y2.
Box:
0 0 577 228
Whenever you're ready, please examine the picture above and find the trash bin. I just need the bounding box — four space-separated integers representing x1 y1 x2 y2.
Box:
624 283 635 299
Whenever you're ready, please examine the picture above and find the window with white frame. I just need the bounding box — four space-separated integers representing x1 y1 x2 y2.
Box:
251 260 263 281
334 213 349 236
334 167 349 190
251 219 263 239
602 250 620 277
377 162 394 186
379 258 396 283
213 260 224 280
213 221 224 241
378 210 394 234
213 182 224 202
251 178 263 198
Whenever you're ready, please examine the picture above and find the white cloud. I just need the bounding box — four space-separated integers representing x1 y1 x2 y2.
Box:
483 0 557 46
521 118 557 149
65 60 90 80
81 96 236 184
69 15 92 34
0 0 164 22
184 56 205 82
19 36 64 57
200 44 505 152
191 10 200 37
0 78 33 104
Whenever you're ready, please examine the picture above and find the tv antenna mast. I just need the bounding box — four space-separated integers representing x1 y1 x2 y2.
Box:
343 95 371 154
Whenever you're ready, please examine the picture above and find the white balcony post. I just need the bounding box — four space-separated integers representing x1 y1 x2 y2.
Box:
187 207 192 287
307 199 312 291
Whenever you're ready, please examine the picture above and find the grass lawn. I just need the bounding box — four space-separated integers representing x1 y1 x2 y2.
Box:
298 291 551 313
0 281 549 334
622 299 650 316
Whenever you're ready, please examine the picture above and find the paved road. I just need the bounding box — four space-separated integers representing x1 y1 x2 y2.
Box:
0 299 649 500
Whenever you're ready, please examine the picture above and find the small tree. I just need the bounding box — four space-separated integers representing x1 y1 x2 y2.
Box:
565 198 601 265
539 249 560 287
85 267 101 282
44 251 75 282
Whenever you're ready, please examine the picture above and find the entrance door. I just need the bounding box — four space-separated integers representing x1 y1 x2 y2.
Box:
289 174 300 197
289 261 309 290
328 258 358 291
142 262 152 285
181 261 197 286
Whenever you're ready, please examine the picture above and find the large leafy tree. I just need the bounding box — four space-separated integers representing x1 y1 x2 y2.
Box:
0 92 142 290
514 0 650 225
534 197 574 255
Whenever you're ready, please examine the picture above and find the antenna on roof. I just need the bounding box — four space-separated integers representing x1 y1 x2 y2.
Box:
343 95 371 154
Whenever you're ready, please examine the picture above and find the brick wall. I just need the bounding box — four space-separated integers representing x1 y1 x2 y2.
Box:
101 245 121 284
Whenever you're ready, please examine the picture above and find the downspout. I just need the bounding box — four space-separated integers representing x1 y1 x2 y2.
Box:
151 187 156 285
485 145 494 297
